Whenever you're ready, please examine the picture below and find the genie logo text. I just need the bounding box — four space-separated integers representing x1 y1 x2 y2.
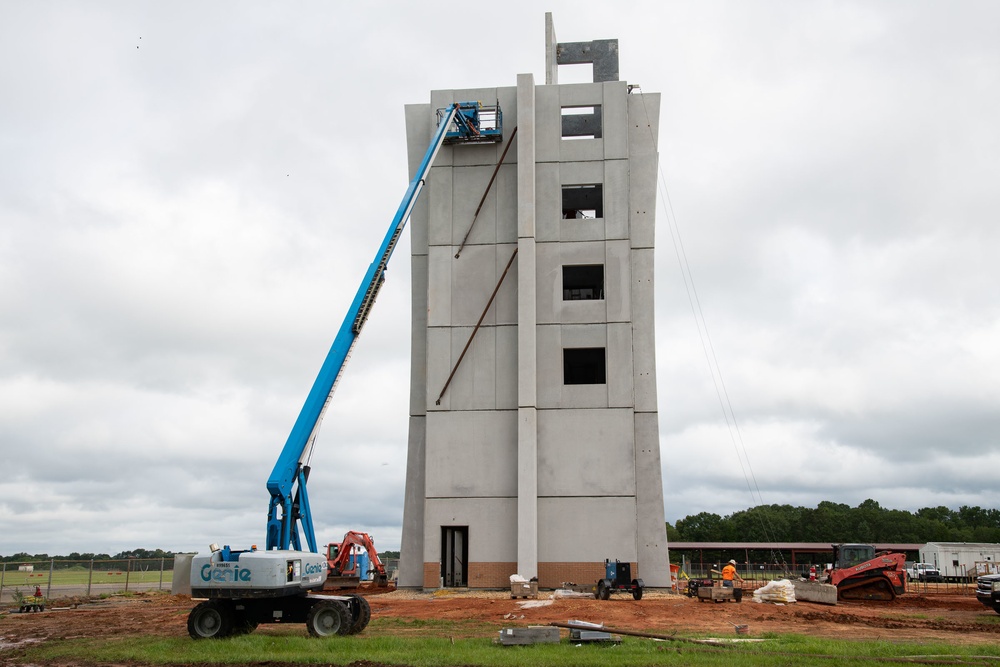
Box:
200 563 252 583
304 562 325 577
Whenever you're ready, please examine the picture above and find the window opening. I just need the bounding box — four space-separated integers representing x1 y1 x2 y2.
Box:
562 184 603 219
563 265 604 300
561 105 602 140
563 347 606 385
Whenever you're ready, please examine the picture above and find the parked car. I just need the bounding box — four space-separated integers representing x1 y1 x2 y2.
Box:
975 574 1000 614
906 562 942 582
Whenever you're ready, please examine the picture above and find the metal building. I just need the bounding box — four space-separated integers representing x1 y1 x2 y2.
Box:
398 15 670 589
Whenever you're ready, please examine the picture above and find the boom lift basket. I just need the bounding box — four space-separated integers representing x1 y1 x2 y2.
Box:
437 101 503 144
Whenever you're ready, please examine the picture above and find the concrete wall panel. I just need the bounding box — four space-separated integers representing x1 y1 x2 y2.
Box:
427 166 454 247
607 322 634 408
557 217 605 243
538 496 638 562
450 326 497 410
425 327 452 412
497 85 519 165
559 160 604 185
494 243 519 326
398 415 427 587
449 244 497 327
535 85 560 163
424 497 518 563
561 137 604 163
627 92 660 159
425 410 517 497
634 411 670 586
627 153 657 249
536 240 607 325
602 81 629 160
496 324 518 410
631 248 658 411
409 255 429 416
426 246 453 327
534 163 561 242
537 323 610 409
604 159 629 240
628 92 659 249
535 324 558 407
537 408 635 496
605 239 631 323
496 164 518 245
453 165 497 247
558 82 603 107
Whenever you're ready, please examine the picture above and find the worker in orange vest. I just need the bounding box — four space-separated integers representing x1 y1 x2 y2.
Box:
721 559 744 588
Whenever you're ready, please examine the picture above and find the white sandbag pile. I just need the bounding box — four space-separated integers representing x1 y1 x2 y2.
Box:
752 579 797 604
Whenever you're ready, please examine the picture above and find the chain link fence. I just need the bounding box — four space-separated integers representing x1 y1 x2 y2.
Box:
676 561 977 594
0 558 175 604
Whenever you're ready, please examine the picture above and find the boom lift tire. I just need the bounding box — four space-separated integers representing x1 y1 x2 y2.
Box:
306 600 352 638
346 594 371 634
188 600 235 640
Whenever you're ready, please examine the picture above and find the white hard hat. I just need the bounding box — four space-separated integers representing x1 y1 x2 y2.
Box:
728 559 737 565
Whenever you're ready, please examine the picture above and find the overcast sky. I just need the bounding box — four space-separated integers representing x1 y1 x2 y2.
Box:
2 1 998 557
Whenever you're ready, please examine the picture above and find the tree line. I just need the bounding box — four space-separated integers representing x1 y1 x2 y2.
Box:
0 548 176 563
668 500 1000 544
1 548 403 563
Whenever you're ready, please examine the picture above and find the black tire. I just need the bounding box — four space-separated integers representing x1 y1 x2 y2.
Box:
346 594 371 634
632 581 643 601
597 580 611 600
594 581 605 600
188 600 234 640
306 600 351 638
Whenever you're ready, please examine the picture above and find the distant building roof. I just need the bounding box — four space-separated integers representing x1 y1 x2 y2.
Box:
669 542 923 552
921 542 1000 549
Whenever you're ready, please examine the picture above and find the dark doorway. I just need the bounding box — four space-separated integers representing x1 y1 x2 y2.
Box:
440 526 468 587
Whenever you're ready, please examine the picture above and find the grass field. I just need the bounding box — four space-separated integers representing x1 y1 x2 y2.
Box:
16 624 1000 667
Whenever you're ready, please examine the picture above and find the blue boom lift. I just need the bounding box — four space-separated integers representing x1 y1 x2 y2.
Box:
186 101 503 640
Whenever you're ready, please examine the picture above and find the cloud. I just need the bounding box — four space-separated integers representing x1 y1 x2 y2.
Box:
1 1 999 556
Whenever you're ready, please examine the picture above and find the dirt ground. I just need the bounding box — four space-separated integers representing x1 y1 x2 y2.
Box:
2 585 999 663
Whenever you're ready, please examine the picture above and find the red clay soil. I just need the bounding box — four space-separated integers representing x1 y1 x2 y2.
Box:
1 588 998 665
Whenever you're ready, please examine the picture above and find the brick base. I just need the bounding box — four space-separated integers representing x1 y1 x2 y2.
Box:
422 561 637 590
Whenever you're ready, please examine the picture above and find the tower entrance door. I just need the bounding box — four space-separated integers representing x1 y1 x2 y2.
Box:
440 526 468 587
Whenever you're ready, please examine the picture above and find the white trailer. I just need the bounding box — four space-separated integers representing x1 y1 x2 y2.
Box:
919 542 1000 581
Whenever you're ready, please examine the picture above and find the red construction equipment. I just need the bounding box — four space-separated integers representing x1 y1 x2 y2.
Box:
325 531 390 589
826 543 907 601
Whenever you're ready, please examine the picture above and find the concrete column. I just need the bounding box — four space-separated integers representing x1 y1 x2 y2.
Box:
398 104 432 588
516 72 538 579
545 13 558 85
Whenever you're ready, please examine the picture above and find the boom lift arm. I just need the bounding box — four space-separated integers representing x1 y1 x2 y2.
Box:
264 102 497 552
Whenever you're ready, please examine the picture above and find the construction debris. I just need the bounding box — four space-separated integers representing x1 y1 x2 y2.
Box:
497 626 560 646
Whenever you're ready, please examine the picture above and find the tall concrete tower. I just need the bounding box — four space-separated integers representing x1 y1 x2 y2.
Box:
399 15 670 589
